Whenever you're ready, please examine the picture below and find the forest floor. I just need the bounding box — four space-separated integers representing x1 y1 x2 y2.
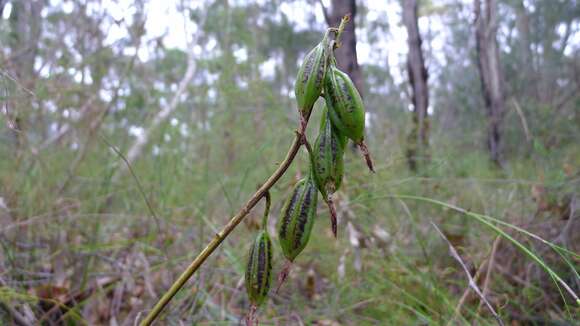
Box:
0 127 579 325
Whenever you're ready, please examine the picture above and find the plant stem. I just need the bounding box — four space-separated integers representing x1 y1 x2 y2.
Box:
140 132 304 326
261 191 271 229
140 16 351 325
334 14 350 49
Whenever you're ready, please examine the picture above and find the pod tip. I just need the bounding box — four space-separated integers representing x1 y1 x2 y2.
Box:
358 141 375 173
275 260 293 294
326 195 338 238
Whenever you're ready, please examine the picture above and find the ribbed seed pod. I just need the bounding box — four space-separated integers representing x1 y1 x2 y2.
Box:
295 34 330 123
245 192 273 315
324 64 365 143
324 64 375 172
278 176 318 262
245 229 272 308
312 106 346 197
312 107 345 237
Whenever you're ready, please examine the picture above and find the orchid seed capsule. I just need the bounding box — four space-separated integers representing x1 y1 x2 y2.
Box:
278 176 318 262
324 64 365 143
311 106 345 236
245 192 273 325
324 64 375 172
295 33 330 130
276 175 318 293
245 229 273 307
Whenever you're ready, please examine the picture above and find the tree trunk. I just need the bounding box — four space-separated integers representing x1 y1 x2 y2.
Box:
514 0 535 99
9 0 43 83
402 0 429 172
474 0 505 166
323 0 363 94
112 11 207 182
7 0 43 155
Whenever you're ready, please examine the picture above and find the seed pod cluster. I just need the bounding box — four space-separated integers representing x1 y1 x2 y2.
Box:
244 16 373 322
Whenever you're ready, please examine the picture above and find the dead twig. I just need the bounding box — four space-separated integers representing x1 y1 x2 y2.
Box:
99 134 161 233
510 98 531 143
477 236 501 315
0 277 34 326
0 301 32 326
450 237 493 321
431 222 504 326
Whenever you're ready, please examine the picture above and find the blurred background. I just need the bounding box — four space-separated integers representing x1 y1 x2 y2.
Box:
0 0 579 324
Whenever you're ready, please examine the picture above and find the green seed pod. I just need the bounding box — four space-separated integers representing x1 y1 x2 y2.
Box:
245 192 273 309
312 106 346 197
278 176 318 262
245 229 273 307
311 107 345 237
324 64 375 172
295 34 330 118
323 64 365 143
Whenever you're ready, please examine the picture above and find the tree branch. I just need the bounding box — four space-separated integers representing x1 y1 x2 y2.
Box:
318 0 331 25
113 11 208 182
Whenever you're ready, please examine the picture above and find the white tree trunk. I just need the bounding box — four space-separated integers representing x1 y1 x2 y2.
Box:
474 0 505 165
113 12 207 181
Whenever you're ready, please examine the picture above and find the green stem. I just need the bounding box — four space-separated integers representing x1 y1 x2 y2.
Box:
334 14 350 49
261 191 271 229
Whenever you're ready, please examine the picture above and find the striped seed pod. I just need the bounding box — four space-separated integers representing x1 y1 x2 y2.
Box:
245 230 272 308
324 64 365 143
277 176 318 262
245 193 273 309
311 107 345 237
294 33 330 129
312 106 346 196
324 64 375 172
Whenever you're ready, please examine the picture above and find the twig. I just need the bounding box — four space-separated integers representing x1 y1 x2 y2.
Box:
0 68 37 99
450 236 500 324
431 222 504 326
317 0 331 25
0 302 32 326
510 98 531 142
99 134 161 233
477 236 501 315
